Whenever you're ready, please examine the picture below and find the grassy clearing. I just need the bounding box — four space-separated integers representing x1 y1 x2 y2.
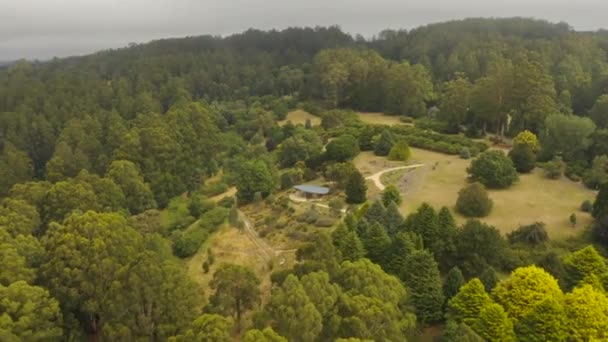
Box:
361 147 595 239
353 151 404 177
380 168 415 187
357 112 411 126
279 110 321 126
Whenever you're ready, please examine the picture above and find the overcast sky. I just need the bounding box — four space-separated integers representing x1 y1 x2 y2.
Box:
1 0 607 60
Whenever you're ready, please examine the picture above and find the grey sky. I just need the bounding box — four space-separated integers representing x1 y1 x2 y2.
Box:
1 0 607 60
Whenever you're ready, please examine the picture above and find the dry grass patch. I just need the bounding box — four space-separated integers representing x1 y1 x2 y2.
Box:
353 152 404 177
373 148 597 239
279 110 321 126
357 112 410 126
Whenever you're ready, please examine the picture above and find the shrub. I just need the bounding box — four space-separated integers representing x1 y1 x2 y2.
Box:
345 171 367 204
468 150 519 188
414 118 449 133
314 216 336 227
388 142 411 161
297 209 319 224
542 157 565 179
201 181 229 197
507 222 549 245
509 144 536 173
456 182 493 217
173 228 210 258
583 155 608 190
400 116 415 123
581 200 593 213
460 147 471 159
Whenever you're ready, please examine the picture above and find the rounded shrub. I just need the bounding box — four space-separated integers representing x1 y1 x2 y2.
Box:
509 144 536 173
388 142 411 161
456 182 493 217
581 200 593 213
467 150 519 188
460 147 471 159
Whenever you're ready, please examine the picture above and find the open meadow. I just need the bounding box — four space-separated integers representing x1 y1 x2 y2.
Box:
361 147 596 239
279 109 321 126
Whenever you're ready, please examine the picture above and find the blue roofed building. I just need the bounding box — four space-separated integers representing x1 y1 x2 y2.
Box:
293 184 330 200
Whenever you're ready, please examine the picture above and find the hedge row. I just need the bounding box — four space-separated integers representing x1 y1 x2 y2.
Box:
172 207 229 258
389 125 488 155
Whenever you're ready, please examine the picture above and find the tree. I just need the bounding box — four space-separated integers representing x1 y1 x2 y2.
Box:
446 278 493 325
385 202 404 236
300 271 342 339
209 264 261 327
593 182 608 218
345 170 367 204
563 246 607 289
41 180 99 224
512 130 540 152
402 250 445 323
570 213 577 227
332 224 365 262
384 231 418 276
472 303 515 342
0 281 63 341
0 243 35 286
40 211 143 337
324 162 357 190
263 275 322 342
542 156 566 179
362 222 391 267
583 155 608 189
514 298 567 342
373 129 394 156
105 160 156 214
443 267 466 301
440 320 484 342
508 143 536 173
493 266 563 320
169 314 233 342
540 114 595 161
0 143 34 196
467 150 518 188
104 252 203 341
456 182 493 217
388 142 411 161
381 185 402 206
455 220 506 277
326 135 360 162
276 129 323 168
404 203 440 254
438 75 473 132
243 327 287 342
479 267 499 292
236 159 276 203
563 285 608 341
589 94 608 128
507 222 549 245
0 198 41 236
364 200 386 226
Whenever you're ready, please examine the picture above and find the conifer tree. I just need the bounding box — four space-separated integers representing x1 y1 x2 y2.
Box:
443 267 466 301
472 303 515 342
446 278 492 325
403 250 445 323
363 222 391 267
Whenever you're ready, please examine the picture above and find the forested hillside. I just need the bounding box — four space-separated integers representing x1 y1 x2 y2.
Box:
2 18 608 341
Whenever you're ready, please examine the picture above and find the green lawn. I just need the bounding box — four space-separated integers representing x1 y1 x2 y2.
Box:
357 112 410 126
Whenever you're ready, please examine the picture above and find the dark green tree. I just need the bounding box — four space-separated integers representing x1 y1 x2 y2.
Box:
374 129 395 156
385 202 404 236
381 184 402 206
326 134 360 162
508 143 536 173
467 150 518 188
479 267 499 292
364 200 386 227
345 170 367 204
236 160 276 203
362 222 391 267
209 263 261 327
443 267 466 301
402 249 445 323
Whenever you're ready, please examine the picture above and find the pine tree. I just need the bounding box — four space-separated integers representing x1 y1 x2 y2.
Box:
443 267 466 301
364 200 386 227
593 182 608 218
402 250 445 323
479 267 499 292
381 185 402 206
384 232 417 276
436 207 457 269
405 203 440 254
363 222 391 267
332 224 365 262
446 278 492 325
385 202 404 236
440 320 484 342
374 129 395 156
345 170 367 204
472 303 515 342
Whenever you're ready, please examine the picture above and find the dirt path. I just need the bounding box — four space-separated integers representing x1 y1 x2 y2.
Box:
365 164 424 190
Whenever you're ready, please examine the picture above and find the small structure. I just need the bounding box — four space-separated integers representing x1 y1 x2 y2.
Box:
293 184 330 200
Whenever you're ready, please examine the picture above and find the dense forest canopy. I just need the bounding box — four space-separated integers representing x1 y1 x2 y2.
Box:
3 17 608 341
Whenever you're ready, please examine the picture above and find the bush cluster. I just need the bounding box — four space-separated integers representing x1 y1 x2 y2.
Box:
390 125 487 156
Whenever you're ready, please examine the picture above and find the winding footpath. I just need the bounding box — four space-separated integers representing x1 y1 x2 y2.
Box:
365 164 425 190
